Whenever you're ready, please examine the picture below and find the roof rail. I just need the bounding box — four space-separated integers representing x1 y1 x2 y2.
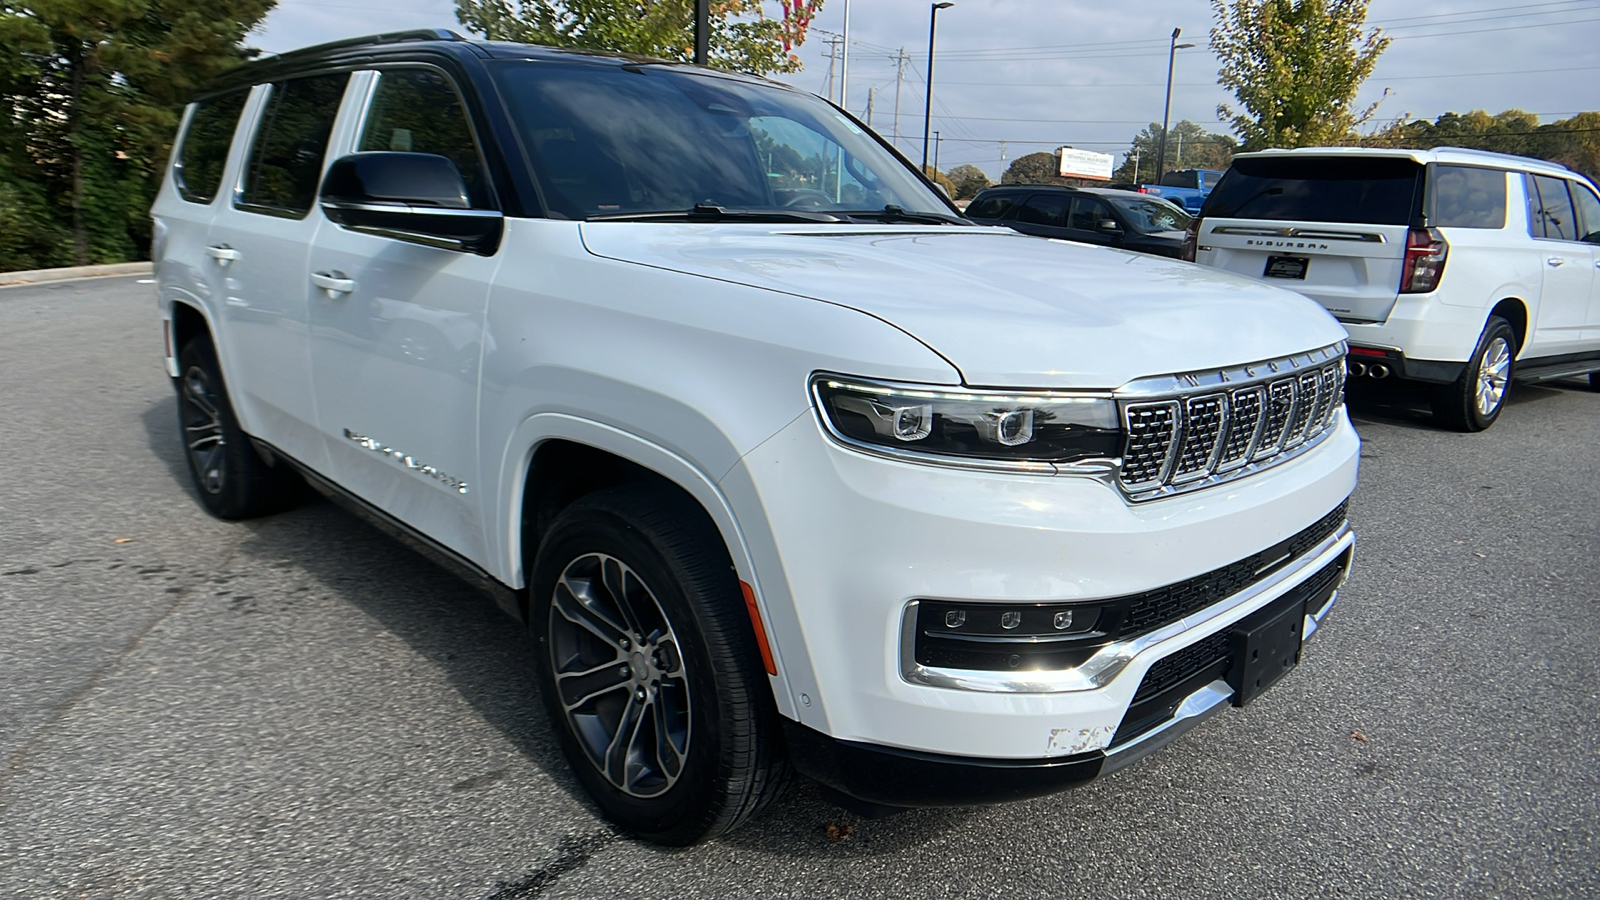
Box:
263 29 467 61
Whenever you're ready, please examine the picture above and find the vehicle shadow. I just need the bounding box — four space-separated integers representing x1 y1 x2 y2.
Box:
139 396 973 855
1343 376 1574 431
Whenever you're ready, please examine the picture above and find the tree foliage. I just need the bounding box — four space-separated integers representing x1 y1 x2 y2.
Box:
1210 0 1390 150
920 164 955 196
456 0 823 75
945 163 990 200
0 0 274 269
1362 110 1600 182
1111 120 1237 182
1001 151 1069 185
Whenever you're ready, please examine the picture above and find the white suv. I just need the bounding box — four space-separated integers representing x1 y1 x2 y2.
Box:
152 31 1359 844
1190 147 1600 431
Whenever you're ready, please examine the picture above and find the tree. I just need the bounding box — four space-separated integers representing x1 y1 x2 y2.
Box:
1210 0 1390 150
0 0 275 269
1112 120 1237 182
1362 109 1600 182
1002 151 1068 185
946 163 991 200
456 0 823 75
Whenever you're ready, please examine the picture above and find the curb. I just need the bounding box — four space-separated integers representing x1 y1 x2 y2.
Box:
0 261 153 287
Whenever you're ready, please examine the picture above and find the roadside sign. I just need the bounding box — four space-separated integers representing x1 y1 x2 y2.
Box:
1058 147 1115 181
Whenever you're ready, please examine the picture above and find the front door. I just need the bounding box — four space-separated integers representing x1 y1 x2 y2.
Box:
305 67 503 565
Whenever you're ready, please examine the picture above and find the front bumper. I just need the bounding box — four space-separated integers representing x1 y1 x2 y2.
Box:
720 407 1361 769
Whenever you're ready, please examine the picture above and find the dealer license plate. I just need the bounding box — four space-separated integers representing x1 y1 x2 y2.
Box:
1263 255 1309 280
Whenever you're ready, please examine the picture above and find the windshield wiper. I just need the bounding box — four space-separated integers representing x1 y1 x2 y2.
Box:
839 205 970 226
587 203 845 223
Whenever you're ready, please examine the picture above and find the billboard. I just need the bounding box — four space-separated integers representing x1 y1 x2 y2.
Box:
1058 147 1115 181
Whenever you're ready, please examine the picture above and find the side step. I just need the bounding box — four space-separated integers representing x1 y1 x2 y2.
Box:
1514 358 1600 384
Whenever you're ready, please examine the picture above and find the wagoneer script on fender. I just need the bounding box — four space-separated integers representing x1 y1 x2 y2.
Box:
152 30 1360 845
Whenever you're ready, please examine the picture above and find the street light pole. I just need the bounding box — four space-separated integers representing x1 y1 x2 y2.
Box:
1155 27 1195 185
694 0 709 65
922 2 954 173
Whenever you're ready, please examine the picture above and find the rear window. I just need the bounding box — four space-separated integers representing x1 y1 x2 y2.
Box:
1430 165 1507 229
1203 156 1422 225
966 194 1015 219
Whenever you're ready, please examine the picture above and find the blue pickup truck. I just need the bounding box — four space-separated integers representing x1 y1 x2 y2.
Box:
1131 168 1224 214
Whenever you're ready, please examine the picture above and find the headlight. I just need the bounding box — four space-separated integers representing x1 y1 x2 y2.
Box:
811 374 1121 473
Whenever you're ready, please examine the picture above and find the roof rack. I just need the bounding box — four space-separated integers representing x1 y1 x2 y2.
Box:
262 29 466 61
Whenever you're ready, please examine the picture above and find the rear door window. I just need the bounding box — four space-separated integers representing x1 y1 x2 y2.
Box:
1429 165 1506 229
1531 174 1579 241
1014 194 1069 228
238 73 351 217
966 194 1015 219
176 91 249 204
1204 156 1422 225
1570 181 1600 244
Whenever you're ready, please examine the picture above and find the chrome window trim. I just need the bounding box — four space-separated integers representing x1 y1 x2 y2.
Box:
899 523 1354 694
1209 225 1387 243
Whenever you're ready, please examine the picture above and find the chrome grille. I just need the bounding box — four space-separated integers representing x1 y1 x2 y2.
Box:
1117 347 1346 499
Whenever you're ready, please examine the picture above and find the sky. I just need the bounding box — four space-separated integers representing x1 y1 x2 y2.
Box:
250 0 1600 180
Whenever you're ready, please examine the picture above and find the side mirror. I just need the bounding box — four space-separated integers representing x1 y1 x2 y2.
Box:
1096 218 1123 234
319 152 502 255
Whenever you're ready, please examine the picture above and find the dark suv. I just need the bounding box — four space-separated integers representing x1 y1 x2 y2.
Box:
966 185 1192 257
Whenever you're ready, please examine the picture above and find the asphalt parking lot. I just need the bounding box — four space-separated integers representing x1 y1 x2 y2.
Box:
2 274 1597 899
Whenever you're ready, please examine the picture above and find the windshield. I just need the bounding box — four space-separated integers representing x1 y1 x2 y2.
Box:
489 60 953 221
1103 194 1191 233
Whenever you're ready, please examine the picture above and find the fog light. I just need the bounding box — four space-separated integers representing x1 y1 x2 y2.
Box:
944 609 966 628
1053 610 1074 630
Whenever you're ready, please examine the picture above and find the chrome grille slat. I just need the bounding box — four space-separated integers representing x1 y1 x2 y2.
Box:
1116 349 1346 500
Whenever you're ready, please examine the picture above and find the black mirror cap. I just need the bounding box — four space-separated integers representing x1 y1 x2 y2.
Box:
322 152 471 208
320 153 502 255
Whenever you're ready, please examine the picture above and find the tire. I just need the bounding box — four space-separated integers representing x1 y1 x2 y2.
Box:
174 335 302 519
1431 317 1516 432
529 487 789 845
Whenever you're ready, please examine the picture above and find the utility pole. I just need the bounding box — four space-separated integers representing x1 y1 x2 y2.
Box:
891 48 908 151
998 140 1008 181
694 0 708 64
1132 149 1141 184
933 131 942 174
865 86 876 129
832 34 844 104
840 0 850 108
1176 132 1184 169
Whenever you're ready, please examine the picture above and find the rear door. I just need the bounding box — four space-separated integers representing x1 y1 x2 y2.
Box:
206 72 352 470
1195 155 1421 323
1568 179 1600 338
1527 174 1594 356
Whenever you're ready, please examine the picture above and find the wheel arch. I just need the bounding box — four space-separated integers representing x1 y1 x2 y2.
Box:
498 414 799 720
1489 297 1528 354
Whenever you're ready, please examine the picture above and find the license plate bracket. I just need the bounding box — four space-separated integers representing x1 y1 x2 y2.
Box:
1228 591 1307 706
1263 255 1309 280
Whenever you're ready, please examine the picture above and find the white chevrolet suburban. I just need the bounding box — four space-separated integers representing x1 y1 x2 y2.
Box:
152 31 1359 844
1190 147 1600 431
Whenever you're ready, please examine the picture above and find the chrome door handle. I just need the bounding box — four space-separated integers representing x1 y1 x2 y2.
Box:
206 244 239 265
310 270 356 297
1547 257 1566 267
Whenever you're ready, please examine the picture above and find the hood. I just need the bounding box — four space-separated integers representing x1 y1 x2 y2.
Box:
579 223 1348 389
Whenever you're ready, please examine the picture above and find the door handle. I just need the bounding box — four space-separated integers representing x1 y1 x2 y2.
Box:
206 244 239 265
310 270 356 298
1547 257 1566 267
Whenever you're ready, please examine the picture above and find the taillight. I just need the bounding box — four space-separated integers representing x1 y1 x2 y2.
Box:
1400 226 1448 293
1180 217 1201 262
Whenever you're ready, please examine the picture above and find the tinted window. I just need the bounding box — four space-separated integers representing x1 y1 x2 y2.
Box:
1570 181 1600 244
488 61 946 220
1015 195 1069 227
1104 194 1191 232
359 68 493 209
1532 174 1578 241
238 73 350 216
175 91 249 204
1067 197 1111 230
965 194 1015 220
1430 165 1506 229
1204 156 1422 225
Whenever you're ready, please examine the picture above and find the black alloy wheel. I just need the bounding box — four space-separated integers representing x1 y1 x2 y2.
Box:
530 487 789 845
